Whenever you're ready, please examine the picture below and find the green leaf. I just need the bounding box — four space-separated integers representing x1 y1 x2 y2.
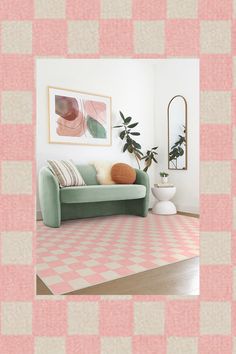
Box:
120 130 126 140
124 117 132 124
128 122 139 128
113 125 123 128
132 141 141 149
152 157 158 163
152 146 158 150
119 111 125 120
87 116 106 139
123 143 128 152
130 132 140 136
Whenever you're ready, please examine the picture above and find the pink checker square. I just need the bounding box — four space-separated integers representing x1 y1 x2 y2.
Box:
33 301 67 336
100 20 133 56
66 336 100 354
0 336 33 354
0 55 34 90
199 0 232 19
0 0 33 20
201 265 232 301
133 0 166 20
133 336 166 354
0 196 34 231
0 265 34 301
199 336 232 354
0 125 34 160
67 0 100 19
201 125 232 160
100 300 133 336
233 163 236 195
201 195 232 231
33 20 67 56
166 20 199 56
200 55 232 90
166 300 199 336
233 90 236 126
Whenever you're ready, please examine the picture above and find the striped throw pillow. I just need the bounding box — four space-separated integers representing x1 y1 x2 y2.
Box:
47 160 86 188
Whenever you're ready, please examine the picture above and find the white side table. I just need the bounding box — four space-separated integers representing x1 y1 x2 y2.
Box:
151 186 177 215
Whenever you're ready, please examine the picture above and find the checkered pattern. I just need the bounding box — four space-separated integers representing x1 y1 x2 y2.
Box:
37 214 199 294
0 1 235 353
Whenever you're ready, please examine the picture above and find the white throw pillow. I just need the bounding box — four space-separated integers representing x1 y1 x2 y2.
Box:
93 161 115 185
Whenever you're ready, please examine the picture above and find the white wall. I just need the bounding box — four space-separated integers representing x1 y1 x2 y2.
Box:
154 59 199 213
36 59 199 214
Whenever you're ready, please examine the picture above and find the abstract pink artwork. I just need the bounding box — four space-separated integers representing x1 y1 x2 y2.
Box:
48 87 111 145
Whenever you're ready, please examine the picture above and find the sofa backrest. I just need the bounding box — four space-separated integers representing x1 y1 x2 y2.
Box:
75 164 98 185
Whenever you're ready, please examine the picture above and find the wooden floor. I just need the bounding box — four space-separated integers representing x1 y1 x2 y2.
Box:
37 256 199 296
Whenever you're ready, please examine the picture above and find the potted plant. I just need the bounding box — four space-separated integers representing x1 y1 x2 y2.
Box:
160 172 169 184
113 111 158 172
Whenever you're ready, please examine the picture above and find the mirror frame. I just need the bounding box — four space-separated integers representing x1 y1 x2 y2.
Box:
167 95 187 170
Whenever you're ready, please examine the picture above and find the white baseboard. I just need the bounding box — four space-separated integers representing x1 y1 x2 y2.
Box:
175 204 199 214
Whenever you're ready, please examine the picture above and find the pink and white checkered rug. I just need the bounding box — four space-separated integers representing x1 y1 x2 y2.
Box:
36 213 199 294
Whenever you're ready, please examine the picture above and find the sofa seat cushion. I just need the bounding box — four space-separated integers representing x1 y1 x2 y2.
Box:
60 184 146 203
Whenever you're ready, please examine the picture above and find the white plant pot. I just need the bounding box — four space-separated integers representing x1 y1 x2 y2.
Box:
162 177 168 184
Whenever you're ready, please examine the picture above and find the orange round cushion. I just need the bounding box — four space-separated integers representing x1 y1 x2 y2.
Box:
111 163 136 184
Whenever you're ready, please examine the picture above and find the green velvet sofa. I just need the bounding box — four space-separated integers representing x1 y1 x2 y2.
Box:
39 164 150 228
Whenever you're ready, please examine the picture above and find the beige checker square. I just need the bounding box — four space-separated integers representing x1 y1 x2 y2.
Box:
35 0 65 19
167 337 198 354
68 21 99 54
101 295 132 300
2 161 32 195
134 302 164 334
1 231 32 264
200 302 231 335
2 22 32 54
1 302 32 335
201 232 231 265
201 161 231 194
234 127 236 159
101 0 131 19
167 0 197 19
68 302 98 334
200 91 231 124
101 337 132 354
200 21 231 54
2 91 32 124
35 337 65 354
134 21 164 54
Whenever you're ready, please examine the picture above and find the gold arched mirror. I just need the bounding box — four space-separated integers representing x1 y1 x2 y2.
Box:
168 95 187 170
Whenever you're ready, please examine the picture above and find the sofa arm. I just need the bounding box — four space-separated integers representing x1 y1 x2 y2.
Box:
134 169 150 216
39 167 61 227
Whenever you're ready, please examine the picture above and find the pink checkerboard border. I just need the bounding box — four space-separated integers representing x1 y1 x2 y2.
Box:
0 1 235 353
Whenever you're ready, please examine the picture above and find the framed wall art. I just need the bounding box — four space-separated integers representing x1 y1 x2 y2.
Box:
48 86 112 146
